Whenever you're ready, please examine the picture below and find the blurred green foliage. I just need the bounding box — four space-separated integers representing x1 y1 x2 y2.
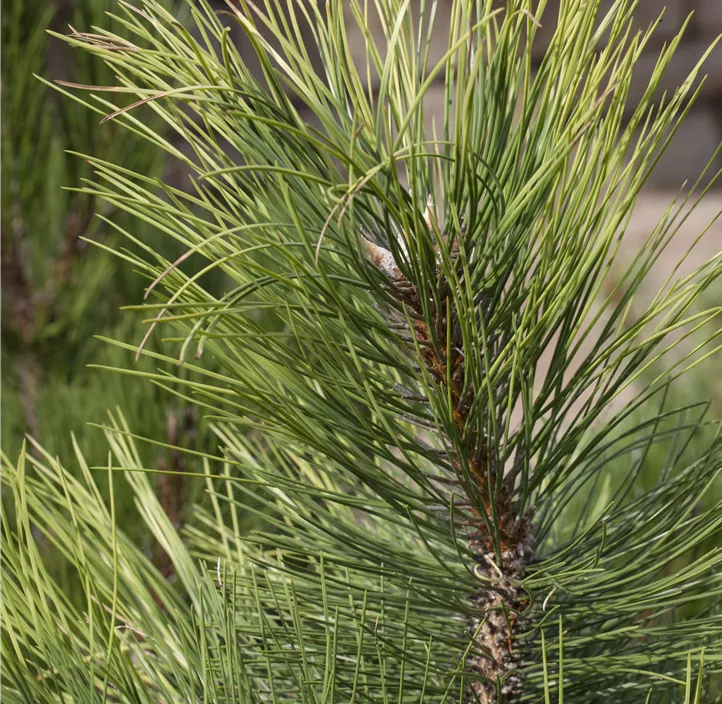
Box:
3 0 156 461
0 0 220 545
2 1 159 302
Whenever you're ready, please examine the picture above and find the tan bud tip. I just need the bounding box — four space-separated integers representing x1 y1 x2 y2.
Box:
361 237 398 279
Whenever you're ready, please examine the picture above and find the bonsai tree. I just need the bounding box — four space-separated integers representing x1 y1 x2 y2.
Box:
3 0 722 701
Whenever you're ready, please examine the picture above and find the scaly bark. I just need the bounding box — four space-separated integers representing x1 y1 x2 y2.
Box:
362 200 534 702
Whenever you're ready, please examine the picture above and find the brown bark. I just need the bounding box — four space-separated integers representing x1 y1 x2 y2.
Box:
365 212 535 702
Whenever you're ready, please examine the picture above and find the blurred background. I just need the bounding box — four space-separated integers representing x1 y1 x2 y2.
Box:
2 0 721 579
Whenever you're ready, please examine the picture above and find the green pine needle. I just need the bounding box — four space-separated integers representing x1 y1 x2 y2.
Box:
3 0 722 701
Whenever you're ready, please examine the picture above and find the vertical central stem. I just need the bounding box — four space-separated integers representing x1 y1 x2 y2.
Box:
364 223 535 700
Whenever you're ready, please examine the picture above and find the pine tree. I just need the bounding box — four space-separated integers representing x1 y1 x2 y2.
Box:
3 0 722 701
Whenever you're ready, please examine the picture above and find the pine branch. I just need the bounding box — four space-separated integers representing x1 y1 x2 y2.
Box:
3 0 722 702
